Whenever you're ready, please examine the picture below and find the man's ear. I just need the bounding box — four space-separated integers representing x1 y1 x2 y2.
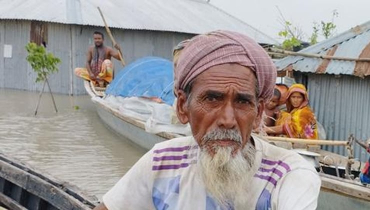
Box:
253 98 264 129
176 90 189 124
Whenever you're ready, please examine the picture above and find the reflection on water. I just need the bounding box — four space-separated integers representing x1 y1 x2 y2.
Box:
0 88 146 198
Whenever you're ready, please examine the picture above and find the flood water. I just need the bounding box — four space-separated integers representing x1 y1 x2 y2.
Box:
0 88 146 199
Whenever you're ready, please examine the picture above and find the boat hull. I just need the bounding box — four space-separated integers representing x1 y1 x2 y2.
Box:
0 153 98 210
95 102 167 150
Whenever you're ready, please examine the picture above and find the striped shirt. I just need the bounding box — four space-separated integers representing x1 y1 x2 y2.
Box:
103 135 320 210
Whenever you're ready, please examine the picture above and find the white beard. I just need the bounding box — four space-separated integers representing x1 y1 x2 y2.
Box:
198 135 257 209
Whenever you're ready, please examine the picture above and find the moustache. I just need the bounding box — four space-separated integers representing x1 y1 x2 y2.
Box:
202 128 242 144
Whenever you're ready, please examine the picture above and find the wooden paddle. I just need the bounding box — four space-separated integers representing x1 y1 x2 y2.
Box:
97 7 126 66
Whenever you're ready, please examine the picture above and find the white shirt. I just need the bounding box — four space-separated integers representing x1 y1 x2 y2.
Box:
103 135 320 210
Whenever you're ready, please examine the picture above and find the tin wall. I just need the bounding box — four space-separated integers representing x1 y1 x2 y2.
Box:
0 20 193 95
298 73 370 162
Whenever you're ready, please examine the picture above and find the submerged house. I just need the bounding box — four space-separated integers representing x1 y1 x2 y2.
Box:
275 21 370 162
0 0 276 95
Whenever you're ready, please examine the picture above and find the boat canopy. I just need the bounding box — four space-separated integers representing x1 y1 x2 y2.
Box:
106 57 175 105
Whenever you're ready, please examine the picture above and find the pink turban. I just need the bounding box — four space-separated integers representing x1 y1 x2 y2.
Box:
174 30 277 101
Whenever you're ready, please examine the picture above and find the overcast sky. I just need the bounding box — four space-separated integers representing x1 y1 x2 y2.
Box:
211 0 369 42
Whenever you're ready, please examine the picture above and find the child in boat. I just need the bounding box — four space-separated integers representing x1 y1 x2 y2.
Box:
275 83 289 111
355 138 370 185
264 84 318 139
264 88 281 127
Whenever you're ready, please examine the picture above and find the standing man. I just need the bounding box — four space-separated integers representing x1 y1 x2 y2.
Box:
74 31 122 87
94 30 320 210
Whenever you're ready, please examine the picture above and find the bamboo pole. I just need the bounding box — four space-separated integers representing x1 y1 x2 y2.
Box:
45 77 58 113
265 136 348 146
34 80 47 116
268 48 370 62
97 7 126 67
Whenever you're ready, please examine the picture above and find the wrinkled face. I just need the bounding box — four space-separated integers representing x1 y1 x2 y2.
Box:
266 95 279 110
289 92 304 108
176 64 264 156
93 34 104 47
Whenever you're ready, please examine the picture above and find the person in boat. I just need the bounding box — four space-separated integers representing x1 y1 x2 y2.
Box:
275 83 289 111
74 31 122 87
265 84 319 139
355 138 370 185
263 88 281 127
94 30 320 210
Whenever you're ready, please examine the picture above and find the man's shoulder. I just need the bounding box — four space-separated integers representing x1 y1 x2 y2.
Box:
150 136 198 173
103 45 113 51
87 46 95 53
152 136 197 152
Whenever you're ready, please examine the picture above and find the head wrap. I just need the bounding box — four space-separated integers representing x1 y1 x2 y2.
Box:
173 39 190 96
285 84 309 112
275 83 289 105
174 30 277 101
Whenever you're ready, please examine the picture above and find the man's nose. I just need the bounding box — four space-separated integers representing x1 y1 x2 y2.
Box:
217 102 237 129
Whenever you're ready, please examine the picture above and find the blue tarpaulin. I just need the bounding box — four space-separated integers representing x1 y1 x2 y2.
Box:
106 57 175 105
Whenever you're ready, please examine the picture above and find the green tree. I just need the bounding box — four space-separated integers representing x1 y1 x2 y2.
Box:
25 42 61 115
26 42 61 82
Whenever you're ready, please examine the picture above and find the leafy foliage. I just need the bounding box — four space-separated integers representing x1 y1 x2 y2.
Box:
278 21 303 51
309 22 320 45
321 10 339 39
25 42 61 83
277 9 338 50
321 21 336 39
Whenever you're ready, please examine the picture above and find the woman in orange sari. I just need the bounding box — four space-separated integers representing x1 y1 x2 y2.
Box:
265 84 318 139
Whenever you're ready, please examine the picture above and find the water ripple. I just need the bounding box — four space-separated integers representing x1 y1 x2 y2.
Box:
0 89 146 198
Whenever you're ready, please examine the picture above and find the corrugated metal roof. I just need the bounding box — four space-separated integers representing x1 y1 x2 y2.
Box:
0 0 278 45
275 21 370 77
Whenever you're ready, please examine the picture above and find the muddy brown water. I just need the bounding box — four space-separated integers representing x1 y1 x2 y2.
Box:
0 88 146 199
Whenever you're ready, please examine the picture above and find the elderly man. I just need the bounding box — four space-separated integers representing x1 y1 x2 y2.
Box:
94 31 320 210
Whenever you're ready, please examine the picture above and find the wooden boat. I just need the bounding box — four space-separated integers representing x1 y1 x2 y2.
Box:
84 80 181 150
0 152 99 210
84 80 105 98
85 80 370 208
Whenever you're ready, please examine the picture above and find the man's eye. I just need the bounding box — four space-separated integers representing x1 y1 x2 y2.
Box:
237 99 250 104
205 96 218 101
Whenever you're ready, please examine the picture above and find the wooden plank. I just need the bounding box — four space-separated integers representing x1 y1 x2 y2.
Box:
320 173 370 201
84 80 96 97
2 180 11 197
0 193 27 210
23 192 41 210
10 184 23 203
268 48 370 62
46 205 59 210
0 178 4 192
265 136 348 146
0 160 93 210
0 153 98 208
